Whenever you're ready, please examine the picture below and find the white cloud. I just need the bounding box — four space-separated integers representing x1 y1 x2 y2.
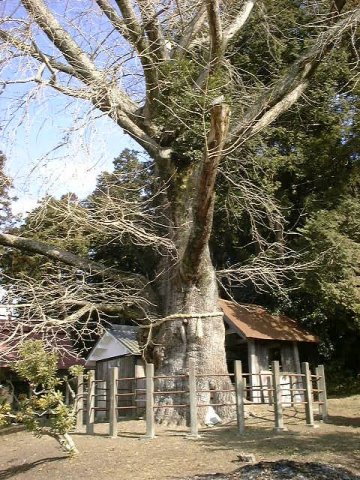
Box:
3 125 143 221
2 93 139 215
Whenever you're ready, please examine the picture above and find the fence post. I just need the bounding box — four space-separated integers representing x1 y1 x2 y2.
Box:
188 358 199 438
86 370 95 435
65 382 70 405
75 373 84 431
234 360 245 434
267 376 273 405
316 365 328 421
290 374 295 407
145 363 155 438
272 361 286 432
302 362 315 427
109 367 119 438
135 361 146 415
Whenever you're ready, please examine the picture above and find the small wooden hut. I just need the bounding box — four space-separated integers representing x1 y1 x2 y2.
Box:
219 300 319 402
86 325 145 418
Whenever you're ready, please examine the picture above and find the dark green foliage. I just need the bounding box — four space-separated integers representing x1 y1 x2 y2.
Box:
86 149 159 277
1 193 90 280
211 0 360 382
325 362 360 397
0 151 16 229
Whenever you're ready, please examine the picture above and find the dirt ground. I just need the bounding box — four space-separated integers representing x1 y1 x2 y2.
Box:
0 395 359 480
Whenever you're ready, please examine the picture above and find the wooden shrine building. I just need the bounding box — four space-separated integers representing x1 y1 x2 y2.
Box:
86 325 145 417
219 300 319 402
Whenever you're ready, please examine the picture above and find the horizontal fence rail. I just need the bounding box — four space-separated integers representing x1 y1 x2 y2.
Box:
72 360 327 438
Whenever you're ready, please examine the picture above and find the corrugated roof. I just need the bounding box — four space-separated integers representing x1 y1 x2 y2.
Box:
219 300 319 343
108 325 140 354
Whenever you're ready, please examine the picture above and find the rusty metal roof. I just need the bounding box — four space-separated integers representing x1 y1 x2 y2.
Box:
219 300 319 343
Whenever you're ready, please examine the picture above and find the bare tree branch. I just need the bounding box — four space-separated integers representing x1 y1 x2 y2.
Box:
182 101 230 277
21 0 111 87
223 0 256 48
3 0 165 157
206 0 224 62
0 30 76 76
95 0 159 103
173 5 207 57
227 7 360 151
217 246 316 296
138 0 168 61
0 232 149 289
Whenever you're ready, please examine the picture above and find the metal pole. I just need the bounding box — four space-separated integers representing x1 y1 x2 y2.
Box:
272 361 286 432
188 358 199 438
145 363 155 438
234 360 245 434
109 367 119 438
302 362 315 427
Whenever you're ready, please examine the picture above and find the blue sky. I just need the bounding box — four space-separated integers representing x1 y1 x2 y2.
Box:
0 0 141 216
1 86 137 216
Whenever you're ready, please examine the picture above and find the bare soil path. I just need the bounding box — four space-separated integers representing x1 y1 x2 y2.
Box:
0 395 359 480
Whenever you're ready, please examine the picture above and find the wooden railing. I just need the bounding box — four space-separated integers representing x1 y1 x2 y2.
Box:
72 360 327 438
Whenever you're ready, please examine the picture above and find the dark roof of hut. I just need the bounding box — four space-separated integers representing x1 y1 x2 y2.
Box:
107 325 140 355
219 300 319 343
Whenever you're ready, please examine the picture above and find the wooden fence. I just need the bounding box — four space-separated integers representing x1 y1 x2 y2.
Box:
71 360 327 438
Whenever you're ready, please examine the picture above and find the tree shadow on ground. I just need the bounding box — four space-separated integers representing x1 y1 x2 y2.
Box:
73 431 110 437
197 424 360 472
325 415 360 427
0 457 66 480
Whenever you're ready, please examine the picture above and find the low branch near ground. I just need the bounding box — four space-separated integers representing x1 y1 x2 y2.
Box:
0 264 153 361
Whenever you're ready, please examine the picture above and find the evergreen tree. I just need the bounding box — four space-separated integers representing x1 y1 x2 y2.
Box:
0 151 15 230
209 5 360 376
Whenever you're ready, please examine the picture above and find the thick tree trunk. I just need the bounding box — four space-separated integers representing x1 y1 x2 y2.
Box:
148 154 234 425
152 258 234 425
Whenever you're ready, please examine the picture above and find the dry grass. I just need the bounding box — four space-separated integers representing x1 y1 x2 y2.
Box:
0 395 359 480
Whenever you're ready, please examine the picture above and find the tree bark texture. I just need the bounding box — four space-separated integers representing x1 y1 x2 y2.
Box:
147 140 234 424
152 259 234 425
